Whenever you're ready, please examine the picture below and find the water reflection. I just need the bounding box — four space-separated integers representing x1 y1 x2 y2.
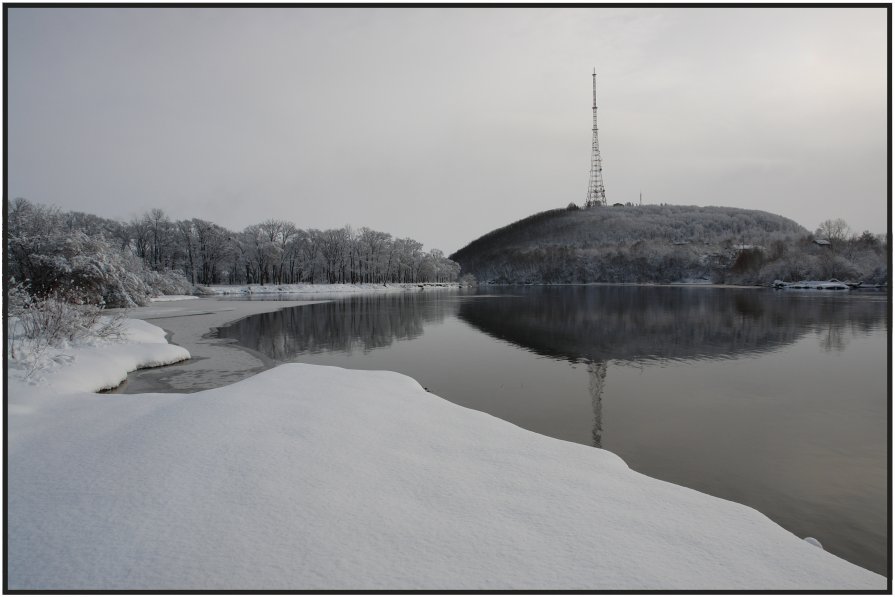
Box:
588 361 606 448
455 286 886 364
220 287 887 366
217 292 455 359
218 288 887 452
455 288 886 462
218 289 887 453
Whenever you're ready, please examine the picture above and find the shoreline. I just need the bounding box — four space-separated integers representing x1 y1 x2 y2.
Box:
111 297 327 394
116 283 470 393
117 280 881 394
198 282 462 296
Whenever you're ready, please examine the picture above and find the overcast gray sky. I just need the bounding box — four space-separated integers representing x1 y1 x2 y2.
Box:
7 7 888 253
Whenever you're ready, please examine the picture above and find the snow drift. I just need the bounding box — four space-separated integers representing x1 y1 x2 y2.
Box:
7 361 886 590
7 318 190 398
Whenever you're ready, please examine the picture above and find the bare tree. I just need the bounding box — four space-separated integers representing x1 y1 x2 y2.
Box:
816 218 851 249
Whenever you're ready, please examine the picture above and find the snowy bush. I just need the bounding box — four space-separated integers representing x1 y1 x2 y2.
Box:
7 284 124 379
7 199 198 307
8 285 123 344
192 285 219 296
459 273 478 287
141 269 194 297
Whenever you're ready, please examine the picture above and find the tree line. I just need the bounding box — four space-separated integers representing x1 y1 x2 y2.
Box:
120 208 460 286
7 198 460 307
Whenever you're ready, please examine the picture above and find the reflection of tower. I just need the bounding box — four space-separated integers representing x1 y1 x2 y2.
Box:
819 322 848 352
585 68 607 208
587 361 607 448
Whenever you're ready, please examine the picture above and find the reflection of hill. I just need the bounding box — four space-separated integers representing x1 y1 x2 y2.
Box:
216 293 454 361
456 287 887 364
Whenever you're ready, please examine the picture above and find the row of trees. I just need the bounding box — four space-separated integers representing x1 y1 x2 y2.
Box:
458 232 888 287
7 198 460 307
125 209 460 286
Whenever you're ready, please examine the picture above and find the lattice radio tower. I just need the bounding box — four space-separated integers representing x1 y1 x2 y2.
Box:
585 68 607 208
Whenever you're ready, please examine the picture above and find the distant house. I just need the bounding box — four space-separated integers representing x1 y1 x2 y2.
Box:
814 239 832 247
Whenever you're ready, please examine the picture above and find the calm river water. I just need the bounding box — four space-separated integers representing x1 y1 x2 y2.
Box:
216 286 888 576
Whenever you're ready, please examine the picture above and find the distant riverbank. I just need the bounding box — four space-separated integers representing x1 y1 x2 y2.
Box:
197 282 460 296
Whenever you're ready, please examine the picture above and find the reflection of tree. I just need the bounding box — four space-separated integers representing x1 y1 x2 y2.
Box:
588 361 607 448
457 287 887 364
818 322 849 352
216 293 456 361
813 297 891 352
219 287 886 367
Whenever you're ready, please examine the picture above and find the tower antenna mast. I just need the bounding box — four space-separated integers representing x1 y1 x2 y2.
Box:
586 68 607 208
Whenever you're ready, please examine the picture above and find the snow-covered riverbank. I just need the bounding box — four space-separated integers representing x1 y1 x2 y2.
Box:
6 315 886 590
7 318 190 398
198 282 459 296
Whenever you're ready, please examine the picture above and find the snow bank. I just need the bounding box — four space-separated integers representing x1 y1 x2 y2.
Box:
7 364 885 590
7 318 190 399
773 280 850 290
149 295 199 302
199 282 458 295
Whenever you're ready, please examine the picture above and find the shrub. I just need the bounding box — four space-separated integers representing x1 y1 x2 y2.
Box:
7 199 196 308
142 269 194 296
459 273 478 287
731 248 765 274
7 283 125 378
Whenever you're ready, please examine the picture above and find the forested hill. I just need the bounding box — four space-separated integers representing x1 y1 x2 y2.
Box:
450 204 886 285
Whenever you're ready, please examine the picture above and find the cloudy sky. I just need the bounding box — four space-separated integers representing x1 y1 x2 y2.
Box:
7 7 888 253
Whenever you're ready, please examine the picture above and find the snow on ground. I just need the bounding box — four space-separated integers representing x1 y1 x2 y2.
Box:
199 282 458 295
773 280 851 290
7 318 190 400
7 338 887 589
149 294 199 302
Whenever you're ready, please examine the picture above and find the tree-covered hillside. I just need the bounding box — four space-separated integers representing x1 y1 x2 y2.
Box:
450 204 887 285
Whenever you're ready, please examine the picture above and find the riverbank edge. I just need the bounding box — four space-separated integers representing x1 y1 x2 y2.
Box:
112 297 331 394
196 282 462 295
195 281 755 294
